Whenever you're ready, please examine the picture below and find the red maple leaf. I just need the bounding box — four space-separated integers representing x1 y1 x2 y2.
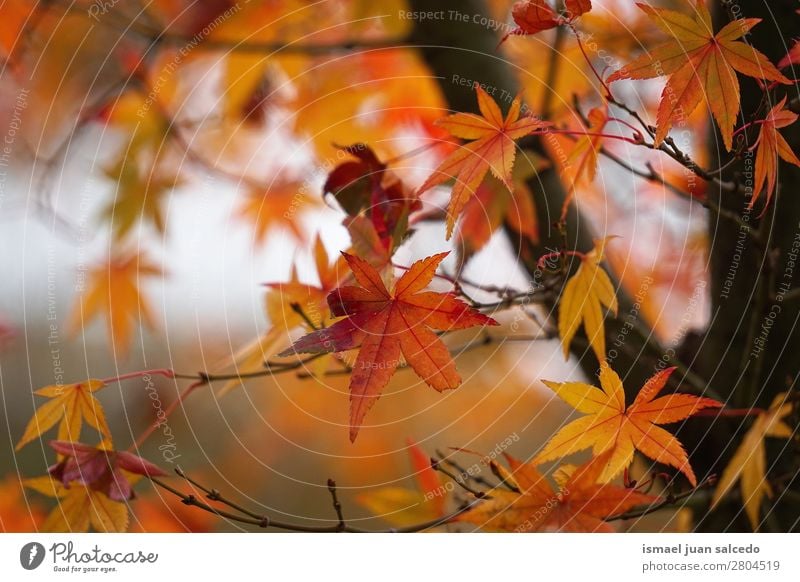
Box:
280 252 498 441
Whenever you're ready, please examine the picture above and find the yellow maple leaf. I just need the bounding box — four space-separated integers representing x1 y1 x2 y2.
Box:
69 252 162 356
558 237 618 361
24 476 128 533
536 363 721 485
16 380 110 451
711 393 794 530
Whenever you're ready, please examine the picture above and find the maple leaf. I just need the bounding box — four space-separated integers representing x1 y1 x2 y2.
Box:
16 379 110 451
326 144 420 260
49 440 166 501
557 237 618 361
566 105 608 187
102 158 182 241
711 393 794 530
456 153 544 264
418 86 550 239
237 180 319 245
535 363 722 486
502 0 592 43
279 252 498 441
607 1 790 150
457 450 657 532
216 236 346 396
69 252 162 355
357 439 445 525
24 476 129 533
752 97 800 211
507 0 560 37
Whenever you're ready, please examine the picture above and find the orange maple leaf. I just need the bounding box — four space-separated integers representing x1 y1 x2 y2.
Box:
457 451 658 532
237 180 319 245
535 363 722 486
608 1 790 150
279 252 498 441
566 105 608 187
752 97 800 211
69 252 162 355
418 86 550 238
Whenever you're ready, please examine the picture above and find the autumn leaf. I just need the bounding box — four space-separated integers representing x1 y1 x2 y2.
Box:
501 0 592 43
324 144 388 216
559 105 609 220
216 236 348 396
357 439 445 525
418 86 550 238
565 0 592 19
566 104 608 187
711 393 794 530
752 97 800 212
279 252 498 441
16 380 110 451
237 180 319 245
457 450 657 532
25 476 129 533
456 152 544 264
557 237 618 361
49 440 166 501
505 0 560 39
326 144 420 260
608 1 790 150
536 363 722 485
69 252 162 355
102 157 182 241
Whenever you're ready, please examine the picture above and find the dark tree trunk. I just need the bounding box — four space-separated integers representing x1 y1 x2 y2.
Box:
408 0 659 391
693 0 800 531
409 0 800 531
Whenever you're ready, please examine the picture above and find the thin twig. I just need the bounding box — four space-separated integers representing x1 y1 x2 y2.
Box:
327 479 346 532
150 473 476 533
431 457 489 499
